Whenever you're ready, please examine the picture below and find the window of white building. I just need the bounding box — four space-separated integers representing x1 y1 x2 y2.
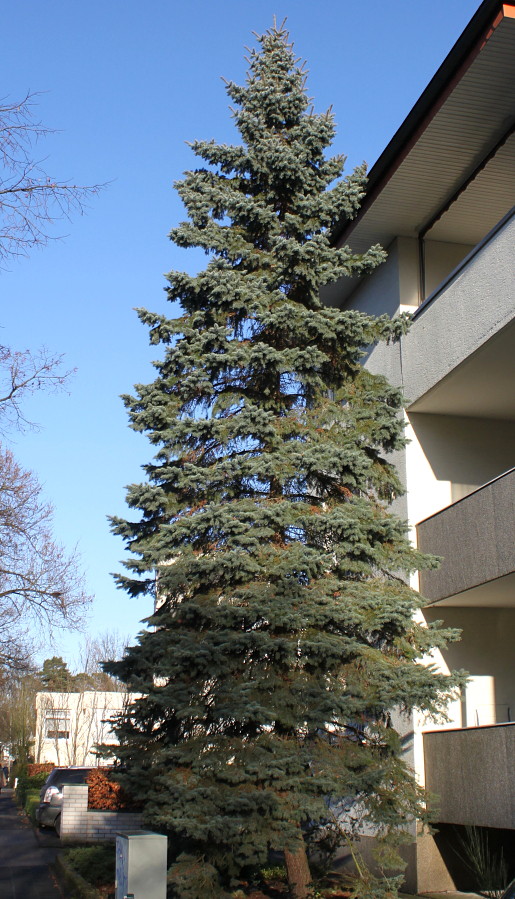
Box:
45 710 71 740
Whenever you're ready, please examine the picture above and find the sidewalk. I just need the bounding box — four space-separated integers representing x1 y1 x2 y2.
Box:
0 788 66 898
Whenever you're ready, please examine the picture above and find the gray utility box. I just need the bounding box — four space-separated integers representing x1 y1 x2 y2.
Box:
115 831 167 899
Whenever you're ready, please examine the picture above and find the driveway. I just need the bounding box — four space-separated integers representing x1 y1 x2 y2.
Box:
0 788 66 898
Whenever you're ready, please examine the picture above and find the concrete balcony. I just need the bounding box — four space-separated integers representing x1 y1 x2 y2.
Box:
356 209 515 425
417 467 515 603
423 722 515 829
405 209 515 419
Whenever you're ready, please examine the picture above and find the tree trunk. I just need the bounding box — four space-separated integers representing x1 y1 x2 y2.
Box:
284 845 312 899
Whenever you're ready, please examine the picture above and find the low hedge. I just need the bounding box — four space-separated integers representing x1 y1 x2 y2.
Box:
64 844 115 886
24 788 41 826
55 853 102 899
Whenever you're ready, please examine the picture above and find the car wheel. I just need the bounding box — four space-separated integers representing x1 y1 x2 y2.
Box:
54 814 61 837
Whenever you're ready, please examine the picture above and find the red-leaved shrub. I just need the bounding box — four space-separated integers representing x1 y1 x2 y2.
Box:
87 768 141 811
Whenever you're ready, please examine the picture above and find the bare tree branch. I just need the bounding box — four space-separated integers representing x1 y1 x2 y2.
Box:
0 91 106 264
0 344 75 434
77 631 129 692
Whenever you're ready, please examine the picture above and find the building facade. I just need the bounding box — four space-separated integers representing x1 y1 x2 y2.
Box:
326 0 515 890
35 690 129 767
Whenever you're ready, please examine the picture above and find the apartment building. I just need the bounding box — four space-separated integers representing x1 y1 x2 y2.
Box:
325 0 515 890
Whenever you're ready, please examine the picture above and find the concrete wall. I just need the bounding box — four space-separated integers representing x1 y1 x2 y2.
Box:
404 416 453 537
340 239 402 318
61 784 143 842
423 240 474 299
397 237 420 309
322 235 421 313
423 722 515 829
424 605 515 726
417 468 515 600
322 237 401 313
409 414 515 506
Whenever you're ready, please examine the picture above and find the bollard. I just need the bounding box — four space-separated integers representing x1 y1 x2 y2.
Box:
115 831 167 899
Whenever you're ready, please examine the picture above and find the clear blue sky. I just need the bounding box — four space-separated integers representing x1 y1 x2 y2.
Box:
1 0 479 668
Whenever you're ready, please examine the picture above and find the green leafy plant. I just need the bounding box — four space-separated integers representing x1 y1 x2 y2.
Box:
64 844 115 887
453 825 509 898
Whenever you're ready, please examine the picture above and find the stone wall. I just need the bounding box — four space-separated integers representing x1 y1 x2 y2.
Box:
61 783 143 842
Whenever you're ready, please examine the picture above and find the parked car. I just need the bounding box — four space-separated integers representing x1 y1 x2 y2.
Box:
36 766 94 836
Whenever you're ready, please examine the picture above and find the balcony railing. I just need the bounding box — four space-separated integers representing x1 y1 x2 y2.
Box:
417 467 515 602
423 722 515 829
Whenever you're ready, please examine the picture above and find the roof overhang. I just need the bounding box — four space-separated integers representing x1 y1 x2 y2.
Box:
329 0 515 304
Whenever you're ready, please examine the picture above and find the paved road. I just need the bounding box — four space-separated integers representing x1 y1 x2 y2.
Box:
0 788 66 898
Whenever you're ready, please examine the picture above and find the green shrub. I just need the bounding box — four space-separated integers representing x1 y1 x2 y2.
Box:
259 865 287 883
24 789 41 826
64 844 115 887
9 760 27 784
16 771 49 806
168 855 226 899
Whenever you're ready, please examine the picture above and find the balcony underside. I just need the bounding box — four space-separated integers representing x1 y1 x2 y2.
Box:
427 570 515 607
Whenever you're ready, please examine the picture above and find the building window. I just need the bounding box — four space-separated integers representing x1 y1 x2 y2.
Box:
45 710 71 739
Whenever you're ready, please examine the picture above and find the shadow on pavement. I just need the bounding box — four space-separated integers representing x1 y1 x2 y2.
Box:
0 788 66 898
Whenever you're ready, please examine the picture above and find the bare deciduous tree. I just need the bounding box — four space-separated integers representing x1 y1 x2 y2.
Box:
0 344 74 434
0 446 90 667
77 631 129 692
0 91 103 264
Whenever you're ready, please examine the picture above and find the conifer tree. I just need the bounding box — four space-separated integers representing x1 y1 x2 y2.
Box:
108 24 461 899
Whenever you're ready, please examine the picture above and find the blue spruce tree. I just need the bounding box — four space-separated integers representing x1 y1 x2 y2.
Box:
107 24 461 899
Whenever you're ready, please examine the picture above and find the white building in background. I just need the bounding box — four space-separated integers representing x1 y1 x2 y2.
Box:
325 0 515 891
35 691 130 766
